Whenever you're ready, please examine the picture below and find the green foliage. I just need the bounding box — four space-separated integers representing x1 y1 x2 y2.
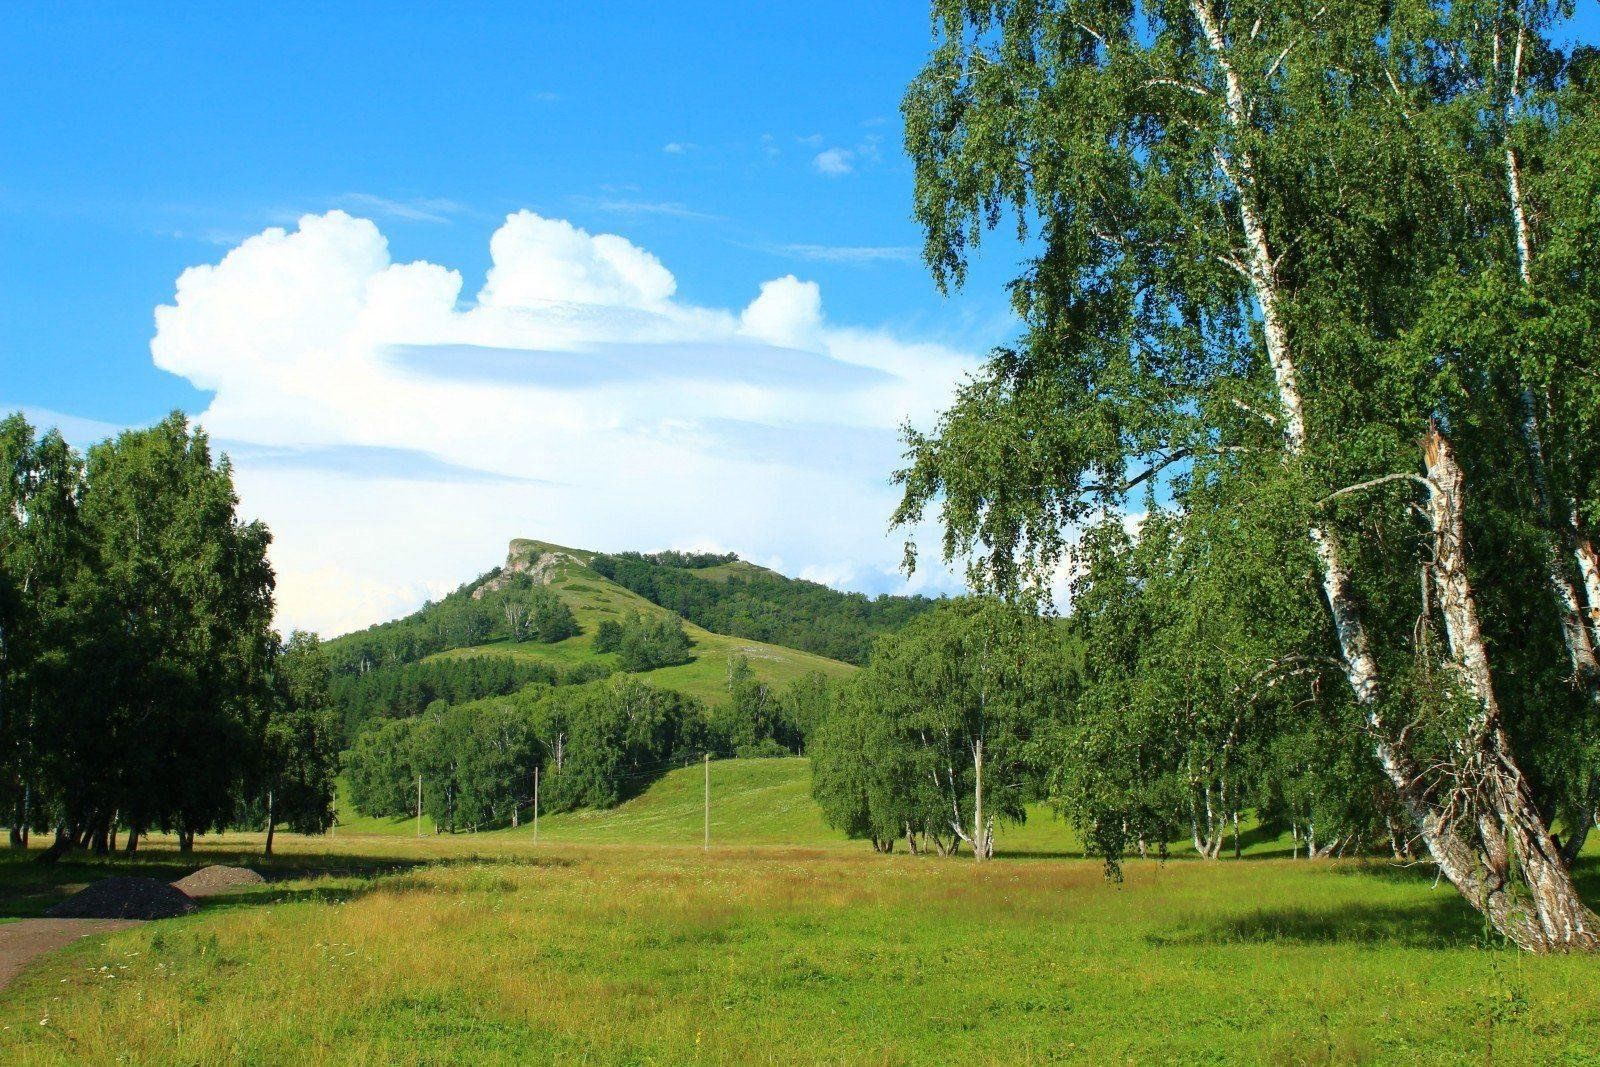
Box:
892 0 1600 934
591 551 939 665
613 612 693 673
0 411 327 855
326 655 559 741
707 656 804 758
592 619 623 653
811 599 1071 855
343 675 711 827
327 575 581 680
257 631 340 839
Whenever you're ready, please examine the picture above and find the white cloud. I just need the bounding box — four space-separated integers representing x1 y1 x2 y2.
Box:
662 142 694 155
151 209 974 635
812 148 854 176
480 210 676 310
739 276 822 351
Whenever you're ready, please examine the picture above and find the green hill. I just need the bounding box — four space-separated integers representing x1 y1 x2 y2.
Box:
524 757 840 846
325 539 857 732
428 540 855 708
588 548 941 664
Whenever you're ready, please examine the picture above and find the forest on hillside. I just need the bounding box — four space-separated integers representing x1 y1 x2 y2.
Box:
590 551 939 664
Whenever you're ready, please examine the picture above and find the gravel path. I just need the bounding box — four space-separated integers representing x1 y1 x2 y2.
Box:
0 918 141 992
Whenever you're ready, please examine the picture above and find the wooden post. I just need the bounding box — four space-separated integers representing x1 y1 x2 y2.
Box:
703 754 710 852
416 774 422 838
533 765 540 847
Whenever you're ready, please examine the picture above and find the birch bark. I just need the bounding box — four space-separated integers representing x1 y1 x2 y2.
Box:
1192 0 1598 950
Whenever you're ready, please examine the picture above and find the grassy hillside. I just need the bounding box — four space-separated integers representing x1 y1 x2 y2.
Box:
525 757 840 846
332 756 1312 861
427 542 854 707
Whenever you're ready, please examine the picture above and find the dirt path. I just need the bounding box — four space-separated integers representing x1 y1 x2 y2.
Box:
0 918 141 992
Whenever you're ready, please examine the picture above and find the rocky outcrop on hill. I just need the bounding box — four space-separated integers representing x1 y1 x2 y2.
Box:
471 540 583 600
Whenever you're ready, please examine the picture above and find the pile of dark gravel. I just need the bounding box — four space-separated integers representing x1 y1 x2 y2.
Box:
171 864 266 898
45 876 198 920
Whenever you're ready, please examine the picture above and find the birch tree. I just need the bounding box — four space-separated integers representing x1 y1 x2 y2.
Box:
895 0 1599 950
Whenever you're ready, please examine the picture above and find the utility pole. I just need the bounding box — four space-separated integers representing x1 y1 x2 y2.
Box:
703 754 710 852
533 765 540 847
416 774 422 838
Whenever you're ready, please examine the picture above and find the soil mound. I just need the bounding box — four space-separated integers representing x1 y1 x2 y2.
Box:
171 865 266 898
45 877 197 920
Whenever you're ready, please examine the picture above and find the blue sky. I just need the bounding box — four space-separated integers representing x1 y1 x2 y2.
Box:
1 1 1014 424
4 3 1597 635
2 1 1017 633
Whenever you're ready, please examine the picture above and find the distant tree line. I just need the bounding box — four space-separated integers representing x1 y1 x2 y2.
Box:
343 666 832 830
327 571 578 678
0 412 337 858
808 595 1442 865
326 656 562 742
590 552 939 665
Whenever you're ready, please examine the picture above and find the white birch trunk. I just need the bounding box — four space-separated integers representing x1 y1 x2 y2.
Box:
1422 427 1600 950
972 738 988 862
1193 1 1597 951
1501 37 1600 682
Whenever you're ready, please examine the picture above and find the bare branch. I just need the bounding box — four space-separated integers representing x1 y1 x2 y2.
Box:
1145 77 1211 98
1318 472 1434 508
1230 396 1279 426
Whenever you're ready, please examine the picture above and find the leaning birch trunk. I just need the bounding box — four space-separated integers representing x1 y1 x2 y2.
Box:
1422 427 1600 950
1577 534 1600 642
1192 0 1596 952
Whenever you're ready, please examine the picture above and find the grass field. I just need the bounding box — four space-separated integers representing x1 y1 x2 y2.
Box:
427 544 855 708
5 759 1600 1064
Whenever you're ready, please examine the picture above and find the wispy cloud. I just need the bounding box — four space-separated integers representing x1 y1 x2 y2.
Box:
812 148 854 176
532 91 561 102
338 193 467 224
662 141 694 155
573 196 724 223
777 243 917 264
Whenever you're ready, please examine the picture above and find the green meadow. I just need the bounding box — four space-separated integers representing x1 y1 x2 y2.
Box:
4 758 1599 1065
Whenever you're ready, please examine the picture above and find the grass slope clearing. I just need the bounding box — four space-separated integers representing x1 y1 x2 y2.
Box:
428 540 854 707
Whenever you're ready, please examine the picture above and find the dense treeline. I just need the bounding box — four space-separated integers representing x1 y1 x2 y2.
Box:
0 412 336 857
327 656 565 741
343 664 830 829
889 0 1600 951
327 572 579 678
590 552 939 664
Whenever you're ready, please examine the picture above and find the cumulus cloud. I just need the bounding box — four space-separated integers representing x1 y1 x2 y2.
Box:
480 210 676 310
151 209 974 634
739 276 822 350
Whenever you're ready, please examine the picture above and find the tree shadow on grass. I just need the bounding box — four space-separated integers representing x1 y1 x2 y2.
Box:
1149 895 1491 950
0 847 575 919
